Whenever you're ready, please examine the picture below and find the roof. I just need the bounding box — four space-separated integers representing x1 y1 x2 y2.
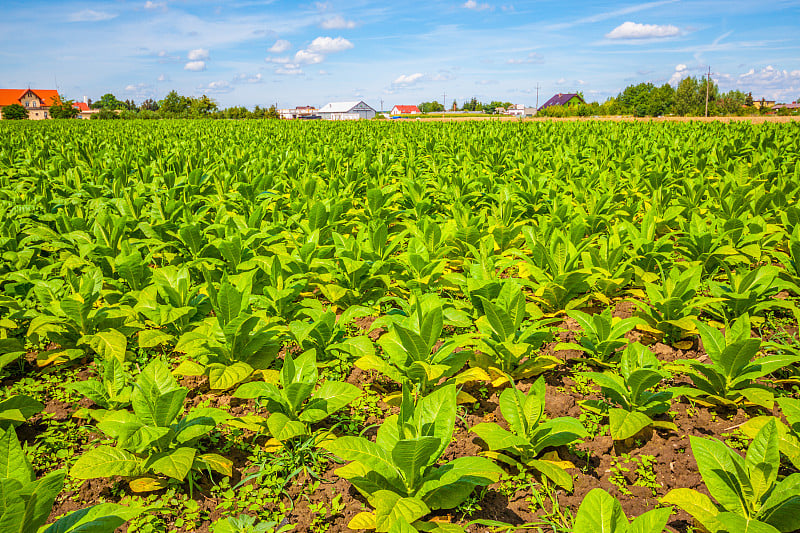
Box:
72 102 91 111
318 101 375 113
0 89 60 108
538 93 585 110
773 103 800 109
392 105 420 113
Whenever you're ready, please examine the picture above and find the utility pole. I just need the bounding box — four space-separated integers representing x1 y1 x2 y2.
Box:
380 98 384 113
705 66 711 118
442 91 446 120
535 83 541 109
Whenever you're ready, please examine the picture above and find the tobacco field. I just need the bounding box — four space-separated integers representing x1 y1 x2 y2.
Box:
1 119 800 533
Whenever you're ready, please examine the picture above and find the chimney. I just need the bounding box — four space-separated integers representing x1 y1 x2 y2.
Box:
83 95 88 104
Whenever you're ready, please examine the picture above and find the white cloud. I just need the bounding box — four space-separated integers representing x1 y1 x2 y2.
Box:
123 83 154 98
200 80 233 93
188 48 209 60
266 56 292 64
157 74 170 82
294 50 324 64
462 0 493 10
320 15 357 29
276 66 303 75
736 66 800 99
669 63 690 85
144 1 166 10
606 21 681 40
506 52 544 64
269 39 291 53
393 73 424 86
184 61 206 71
233 73 264 84
69 9 117 22
306 36 354 54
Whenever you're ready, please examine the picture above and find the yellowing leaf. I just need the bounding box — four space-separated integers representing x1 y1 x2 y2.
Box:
129 477 167 492
348 512 376 530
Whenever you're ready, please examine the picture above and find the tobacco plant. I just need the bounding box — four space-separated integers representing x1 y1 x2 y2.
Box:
662 419 800 533
0 428 145 532
324 384 503 531
233 348 360 443
557 308 639 365
470 377 587 489
669 316 798 409
70 359 231 487
740 397 800 470
579 343 675 440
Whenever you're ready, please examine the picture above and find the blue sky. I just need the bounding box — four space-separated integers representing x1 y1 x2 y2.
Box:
2 0 799 109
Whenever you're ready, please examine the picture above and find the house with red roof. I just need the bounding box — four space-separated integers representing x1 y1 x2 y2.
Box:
0 89 61 120
538 93 585 111
71 101 100 119
391 105 420 115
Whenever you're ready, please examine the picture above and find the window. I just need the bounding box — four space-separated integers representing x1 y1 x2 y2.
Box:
44 112 48 118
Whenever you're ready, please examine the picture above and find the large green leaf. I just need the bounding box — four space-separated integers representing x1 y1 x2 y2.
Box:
324 436 401 486
300 381 361 423
42 503 145 533
70 447 140 479
573 488 627 533
690 435 750 515
392 437 440 490
207 362 253 390
146 447 196 480
0 428 33 483
660 488 721 532
371 491 430 533
86 329 127 363
609 409 653 441
746 419 779 503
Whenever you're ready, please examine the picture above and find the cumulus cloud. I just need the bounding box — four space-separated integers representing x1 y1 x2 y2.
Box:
507 52 544 64
188 48 209 61
269 39 291 53
123 83 154 98
294 50 324 64
606 21 680 39
736 65 800 99
306 36 354 54
276 66 303 75
462 0 493 10
233 73 264 84
200 80 233 93
184 61 206 71
669 63 690 85
320 15 357 29
393 73 424 87
69 9 117 22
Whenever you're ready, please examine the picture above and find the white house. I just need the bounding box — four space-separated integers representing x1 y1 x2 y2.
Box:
503 104 526 117
318 101 376 120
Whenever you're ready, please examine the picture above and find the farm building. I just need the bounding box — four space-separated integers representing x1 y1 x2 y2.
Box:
391 105 420 115
279 106 318 120
538 93 585 111
0 88 60 120
72 101 99 119
318 101 376 120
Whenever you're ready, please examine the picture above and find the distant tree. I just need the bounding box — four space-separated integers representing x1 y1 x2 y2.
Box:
1 104 28 120
49 95 80 119
158 90 189 115
673 76 702 116
461 98 482 112
419 101 444 113
123 99 137 111
252 105 265 119
265 105 280 119
188 95 218 116
744 92 754 107
94 93 125 110
139 98 159 111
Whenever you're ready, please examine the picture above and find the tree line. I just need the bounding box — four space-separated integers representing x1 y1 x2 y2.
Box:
538 76 798 117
